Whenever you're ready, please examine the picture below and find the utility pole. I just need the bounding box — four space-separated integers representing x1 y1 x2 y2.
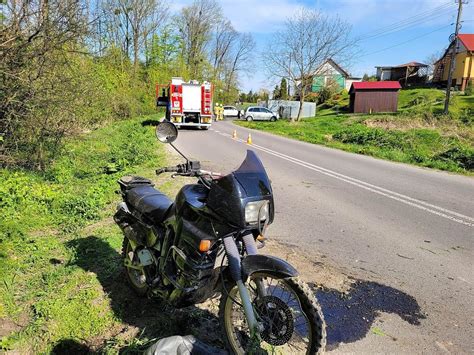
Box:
444 0 466 114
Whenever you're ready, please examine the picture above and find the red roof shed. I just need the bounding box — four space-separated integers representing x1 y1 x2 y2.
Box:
349 81 401 113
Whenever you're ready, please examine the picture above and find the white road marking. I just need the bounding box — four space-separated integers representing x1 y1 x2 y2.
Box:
219 130 474 228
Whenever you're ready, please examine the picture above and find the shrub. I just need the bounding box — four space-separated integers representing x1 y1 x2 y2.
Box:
434 147 474 171
333 126 406 150
317 86 336 104
465 80 473 96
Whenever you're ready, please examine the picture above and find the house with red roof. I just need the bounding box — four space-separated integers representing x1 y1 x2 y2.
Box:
433 34 474 91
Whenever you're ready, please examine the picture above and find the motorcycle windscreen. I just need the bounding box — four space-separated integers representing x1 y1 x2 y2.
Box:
232 150 272 197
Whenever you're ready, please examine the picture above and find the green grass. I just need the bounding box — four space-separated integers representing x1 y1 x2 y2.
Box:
235 89 474 174
0 115 169 352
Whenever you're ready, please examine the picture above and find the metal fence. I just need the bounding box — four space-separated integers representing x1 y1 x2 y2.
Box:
266 100 316 119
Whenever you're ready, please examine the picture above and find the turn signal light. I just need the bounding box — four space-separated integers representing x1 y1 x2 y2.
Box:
199 240 211 252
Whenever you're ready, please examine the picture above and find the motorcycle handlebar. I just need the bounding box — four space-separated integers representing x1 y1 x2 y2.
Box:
156 162 221 179
156 166 180 175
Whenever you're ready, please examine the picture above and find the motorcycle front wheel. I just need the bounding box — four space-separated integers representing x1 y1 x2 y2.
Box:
219 273 326 354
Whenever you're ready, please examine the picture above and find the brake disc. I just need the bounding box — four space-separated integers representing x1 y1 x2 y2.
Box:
255 295 294 346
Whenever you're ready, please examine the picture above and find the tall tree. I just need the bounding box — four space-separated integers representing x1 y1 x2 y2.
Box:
224 33 255 94
279 78 288 99
263 9 352 121
273 85 281 99
177 0 222 78
210 18 237 80
99 0 168 68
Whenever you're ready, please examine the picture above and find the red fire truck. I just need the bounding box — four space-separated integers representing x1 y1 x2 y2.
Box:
156 77 213 130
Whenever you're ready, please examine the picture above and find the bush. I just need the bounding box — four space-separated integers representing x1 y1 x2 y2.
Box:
465 80 473 96
333 126 406 150
434 147 474 171
317 86 336 104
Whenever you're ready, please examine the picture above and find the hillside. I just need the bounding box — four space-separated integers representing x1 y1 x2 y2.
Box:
236 89 474 174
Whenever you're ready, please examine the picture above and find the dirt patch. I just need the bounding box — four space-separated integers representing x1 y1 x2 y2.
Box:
263 239 353 293
364 118 433 131
0 318 22 338
81 217 115 235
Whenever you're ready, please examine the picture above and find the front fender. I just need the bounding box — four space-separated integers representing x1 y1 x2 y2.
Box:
241 254 298 280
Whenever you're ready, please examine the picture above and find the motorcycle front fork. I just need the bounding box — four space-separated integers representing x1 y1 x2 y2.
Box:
223 234 265 335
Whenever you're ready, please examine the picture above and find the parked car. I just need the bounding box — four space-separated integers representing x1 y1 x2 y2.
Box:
223 106 239 117
244 106 279 121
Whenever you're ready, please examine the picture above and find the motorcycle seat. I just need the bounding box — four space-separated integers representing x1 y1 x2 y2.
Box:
125 185 173 223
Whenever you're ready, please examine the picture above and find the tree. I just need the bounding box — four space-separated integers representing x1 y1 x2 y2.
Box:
247 90 254 103
273 85 281 99
223 33 255 95
424 50 443 77
98 0 168 68
210 18 238 80
263 9 352 121
177 0 223 78
1 0 93 168
362 73 369 81
279 78 288 99
258 88 270 101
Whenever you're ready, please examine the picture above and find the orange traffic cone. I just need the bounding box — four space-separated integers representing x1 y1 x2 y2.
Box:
247 133 252 145
232 130 237 139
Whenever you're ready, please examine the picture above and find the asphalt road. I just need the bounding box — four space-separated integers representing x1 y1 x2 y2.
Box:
172 120 474 354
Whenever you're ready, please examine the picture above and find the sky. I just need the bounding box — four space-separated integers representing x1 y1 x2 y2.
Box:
172 0 474 92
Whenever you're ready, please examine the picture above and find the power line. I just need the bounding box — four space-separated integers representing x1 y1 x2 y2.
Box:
357 1 453 39
358 24 453 58
362 2 451 36
359 8 456 41
358 1 451 35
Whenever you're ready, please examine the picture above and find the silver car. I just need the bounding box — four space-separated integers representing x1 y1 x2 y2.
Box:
244 106 279 121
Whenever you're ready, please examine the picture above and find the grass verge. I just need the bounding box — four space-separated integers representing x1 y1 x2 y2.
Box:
0 115 178 352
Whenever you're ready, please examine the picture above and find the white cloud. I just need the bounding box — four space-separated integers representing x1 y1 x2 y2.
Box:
219 0 302 33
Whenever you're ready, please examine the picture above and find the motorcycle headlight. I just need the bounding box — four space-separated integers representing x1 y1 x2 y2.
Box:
245 201 269 224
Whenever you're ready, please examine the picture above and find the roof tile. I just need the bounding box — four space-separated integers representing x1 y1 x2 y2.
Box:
458 34 474 51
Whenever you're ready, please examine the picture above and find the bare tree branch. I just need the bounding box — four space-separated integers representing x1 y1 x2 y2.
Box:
262 8 354 121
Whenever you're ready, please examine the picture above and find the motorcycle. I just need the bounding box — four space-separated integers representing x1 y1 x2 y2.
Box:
114 121 326 354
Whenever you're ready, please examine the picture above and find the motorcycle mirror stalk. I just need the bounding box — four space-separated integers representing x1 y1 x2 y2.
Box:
155 121 200 171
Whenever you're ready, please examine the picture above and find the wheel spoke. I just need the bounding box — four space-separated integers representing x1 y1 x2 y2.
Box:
223 275 322 354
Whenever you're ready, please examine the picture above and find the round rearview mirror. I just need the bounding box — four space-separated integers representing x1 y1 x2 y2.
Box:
155 121 178 144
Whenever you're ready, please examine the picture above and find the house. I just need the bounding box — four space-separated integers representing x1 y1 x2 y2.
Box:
375 62 428 86
306 59 361 93
349 81 402 113
433 34 474 91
